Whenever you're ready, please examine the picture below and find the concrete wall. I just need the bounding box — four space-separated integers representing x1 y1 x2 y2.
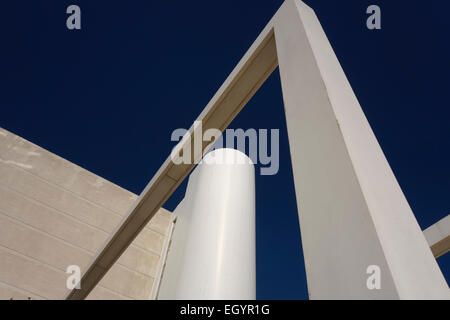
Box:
0 127 172 300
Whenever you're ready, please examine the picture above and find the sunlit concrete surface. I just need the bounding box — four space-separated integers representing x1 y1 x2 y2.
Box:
0 127 172 300
276 0 448 299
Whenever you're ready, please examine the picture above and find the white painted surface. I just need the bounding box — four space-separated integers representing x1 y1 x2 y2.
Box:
159 148 256 299
275 0 449 299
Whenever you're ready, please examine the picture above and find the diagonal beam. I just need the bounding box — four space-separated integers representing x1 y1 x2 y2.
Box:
65 17 278 300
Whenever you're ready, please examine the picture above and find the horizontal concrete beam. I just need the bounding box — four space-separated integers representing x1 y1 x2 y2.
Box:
65 18 277 300
423 215 450 258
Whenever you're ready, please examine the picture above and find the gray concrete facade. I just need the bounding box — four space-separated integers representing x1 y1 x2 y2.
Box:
0 127 172 299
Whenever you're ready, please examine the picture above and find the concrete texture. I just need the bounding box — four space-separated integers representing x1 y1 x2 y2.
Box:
275 0 448 299
424 215 450 258
0 127 172 300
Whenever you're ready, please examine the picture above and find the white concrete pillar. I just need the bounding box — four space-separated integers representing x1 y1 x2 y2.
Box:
274 0 449 299
173 148 256 299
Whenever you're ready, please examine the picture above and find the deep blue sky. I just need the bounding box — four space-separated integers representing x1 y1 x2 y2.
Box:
0 1 449 299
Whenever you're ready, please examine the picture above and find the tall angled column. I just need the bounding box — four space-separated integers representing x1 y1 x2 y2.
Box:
275 0 448 299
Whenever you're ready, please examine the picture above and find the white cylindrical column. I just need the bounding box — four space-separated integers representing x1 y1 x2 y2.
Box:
176 148 256 299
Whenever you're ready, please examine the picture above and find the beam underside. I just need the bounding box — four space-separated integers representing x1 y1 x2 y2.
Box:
424 215 450 258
